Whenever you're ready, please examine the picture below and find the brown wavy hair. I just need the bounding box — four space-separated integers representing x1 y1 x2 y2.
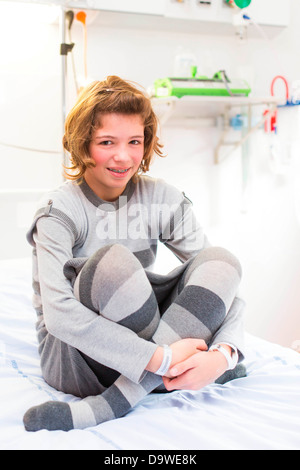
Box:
63 76 164 181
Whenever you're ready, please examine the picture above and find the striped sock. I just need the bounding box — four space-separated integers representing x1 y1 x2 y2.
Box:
24 246 244 431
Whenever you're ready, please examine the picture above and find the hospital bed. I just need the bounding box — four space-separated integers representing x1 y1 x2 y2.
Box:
0 191 300 450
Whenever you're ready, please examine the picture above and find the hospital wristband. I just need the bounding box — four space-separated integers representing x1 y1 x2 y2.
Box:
155 345 173 376
209 343 236 370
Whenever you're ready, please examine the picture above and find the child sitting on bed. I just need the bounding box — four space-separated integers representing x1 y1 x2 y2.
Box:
23 75 246 432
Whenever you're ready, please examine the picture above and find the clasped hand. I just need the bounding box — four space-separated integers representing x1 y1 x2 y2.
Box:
162 338 228 392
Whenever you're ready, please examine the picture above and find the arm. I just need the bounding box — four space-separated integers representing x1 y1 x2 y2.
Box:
210 296 245 360
158 188 245 389
162 346 230 391
34 215 158 384
162 299 246 391
160 191 210 263
146 338 208 374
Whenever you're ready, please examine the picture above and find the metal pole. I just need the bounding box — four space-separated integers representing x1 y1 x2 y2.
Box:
59 5 69 174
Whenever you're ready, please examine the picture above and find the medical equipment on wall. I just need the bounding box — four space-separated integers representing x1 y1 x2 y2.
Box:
264 76 300 134
152 69 251 98
63 9 89 95
225 0 267 42
60 8 92 169
173 47 198 78
264 76 300 176
76 11 88 84
225 0 251 9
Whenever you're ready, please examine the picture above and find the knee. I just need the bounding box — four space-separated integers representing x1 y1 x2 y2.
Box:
83 243 142 282
214 247 242 278
75 244 145 313
193 246 242 278
105 244 144 269
90 243 134 265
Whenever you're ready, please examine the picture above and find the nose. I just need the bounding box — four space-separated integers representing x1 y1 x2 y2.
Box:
113 144 130 163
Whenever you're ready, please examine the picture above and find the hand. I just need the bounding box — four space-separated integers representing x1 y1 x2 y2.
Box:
167 338 208 377
146 338 207 375
162 349 228 391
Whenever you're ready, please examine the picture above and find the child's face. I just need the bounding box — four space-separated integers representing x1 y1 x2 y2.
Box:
85 113 144 201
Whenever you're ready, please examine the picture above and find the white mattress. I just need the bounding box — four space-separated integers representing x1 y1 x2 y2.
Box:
0 258 300 450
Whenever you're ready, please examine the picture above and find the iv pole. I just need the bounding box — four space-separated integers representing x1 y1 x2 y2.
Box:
59 5 74 173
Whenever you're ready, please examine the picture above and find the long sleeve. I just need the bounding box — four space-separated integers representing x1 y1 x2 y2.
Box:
210 296 246 361
33 215 157 384
160 189 245 361
159 191 210 262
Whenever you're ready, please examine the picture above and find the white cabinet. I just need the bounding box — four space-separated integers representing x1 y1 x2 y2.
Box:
68 0 166 16
13 0 291 27
164 0 290 28
217 0 290 27
242 0 290 27
165 0 219 22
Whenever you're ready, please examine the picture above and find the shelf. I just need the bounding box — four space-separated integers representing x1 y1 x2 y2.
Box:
9 0 289 38
152 95 282 119
152 95 283 163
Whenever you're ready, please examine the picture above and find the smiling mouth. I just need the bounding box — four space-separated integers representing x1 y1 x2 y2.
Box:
107 168 130 174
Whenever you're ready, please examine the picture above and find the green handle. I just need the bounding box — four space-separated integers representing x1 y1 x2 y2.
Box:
226 0 251 8
234 0 251 8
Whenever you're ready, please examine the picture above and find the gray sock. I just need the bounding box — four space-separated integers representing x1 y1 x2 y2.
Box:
24 401 73 432
215 363 247 384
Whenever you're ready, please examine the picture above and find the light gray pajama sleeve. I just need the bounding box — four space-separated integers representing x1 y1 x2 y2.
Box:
210 296 245 360
34 216 157 384
160 193 245 360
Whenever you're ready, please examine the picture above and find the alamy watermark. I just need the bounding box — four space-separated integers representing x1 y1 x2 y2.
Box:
94 196 201 242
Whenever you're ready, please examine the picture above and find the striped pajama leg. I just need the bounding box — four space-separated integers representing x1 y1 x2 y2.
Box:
24 244 244 432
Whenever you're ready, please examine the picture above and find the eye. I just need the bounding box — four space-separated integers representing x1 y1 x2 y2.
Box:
99 140 113 146
130 140 141 145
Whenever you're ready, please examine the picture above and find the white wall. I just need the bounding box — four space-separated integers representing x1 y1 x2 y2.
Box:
0 0 300 347
0 7 62 189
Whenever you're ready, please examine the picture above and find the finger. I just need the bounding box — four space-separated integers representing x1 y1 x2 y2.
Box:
162 376 182 391
169 355 195 377
196 340 208 351
163 373 190 392
187 338 207 351
162 376 172 390
186 338 207 349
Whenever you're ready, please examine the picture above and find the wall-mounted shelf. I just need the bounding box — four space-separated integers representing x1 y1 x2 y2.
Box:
152 95 283 163
9 0 290 37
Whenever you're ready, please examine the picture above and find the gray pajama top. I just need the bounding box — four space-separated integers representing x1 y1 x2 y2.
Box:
26 176 245 395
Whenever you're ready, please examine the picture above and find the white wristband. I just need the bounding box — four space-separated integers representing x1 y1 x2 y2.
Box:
209 344 235 370
155 345 173 376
